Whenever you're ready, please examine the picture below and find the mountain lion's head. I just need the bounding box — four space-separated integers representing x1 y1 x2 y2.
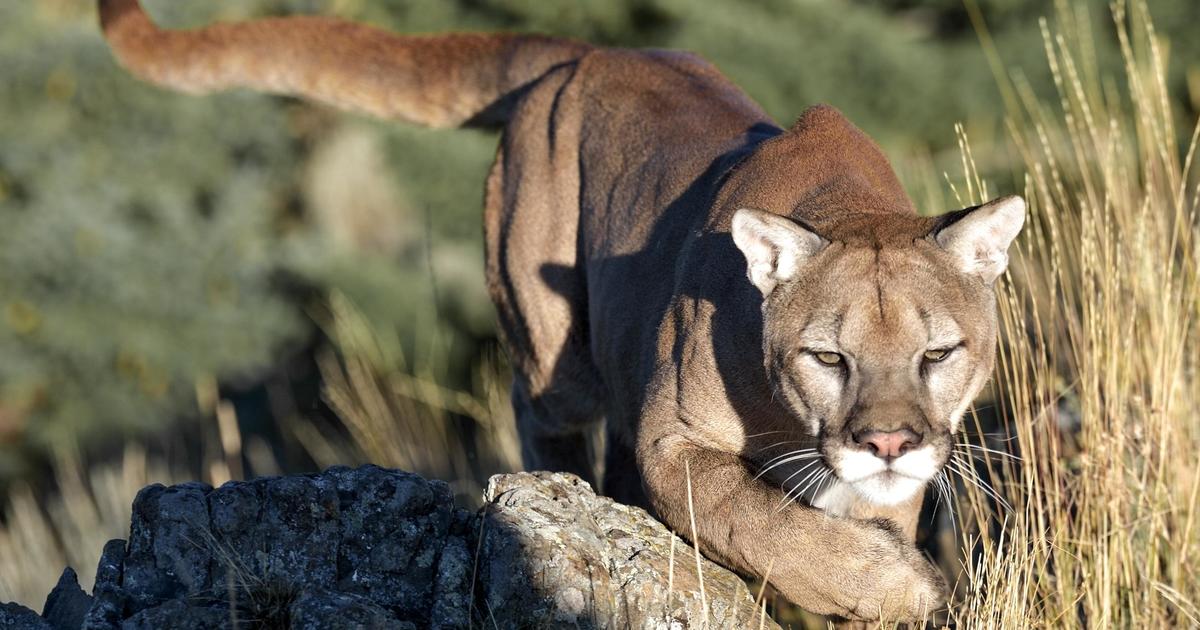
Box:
732 196 1025 506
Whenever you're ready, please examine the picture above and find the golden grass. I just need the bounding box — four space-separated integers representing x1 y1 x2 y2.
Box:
304 291 520 502
0 293 520 606
0 447 170 607
947 0 1200 626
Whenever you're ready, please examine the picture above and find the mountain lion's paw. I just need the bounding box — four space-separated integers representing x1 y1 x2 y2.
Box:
842 526 946 621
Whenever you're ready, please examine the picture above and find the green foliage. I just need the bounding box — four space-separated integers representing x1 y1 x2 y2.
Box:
0 4 305 473
1 0 1197 482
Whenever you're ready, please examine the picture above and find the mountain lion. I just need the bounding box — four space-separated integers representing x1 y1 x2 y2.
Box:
98 0 1025 621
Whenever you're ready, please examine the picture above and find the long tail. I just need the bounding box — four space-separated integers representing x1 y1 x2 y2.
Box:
98 0 591 128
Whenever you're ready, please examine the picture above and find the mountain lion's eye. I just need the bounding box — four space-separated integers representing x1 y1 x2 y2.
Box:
923 348 951 362
814 351 843 366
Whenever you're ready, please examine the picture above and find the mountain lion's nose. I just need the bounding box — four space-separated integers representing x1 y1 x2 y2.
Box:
853 429 922 459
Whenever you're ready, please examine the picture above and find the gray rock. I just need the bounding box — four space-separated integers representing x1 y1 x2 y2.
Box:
208 470 340 592
83 539 127 630
0 602 51 630
122 482 213 614
41 568 92 630
287 589 410 630
119 600 228 630
429 533 473 629
328 465 455 617
478 471 777 629
16 465 777 629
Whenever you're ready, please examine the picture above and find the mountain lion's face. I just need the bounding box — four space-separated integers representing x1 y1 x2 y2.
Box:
732 197 1024 506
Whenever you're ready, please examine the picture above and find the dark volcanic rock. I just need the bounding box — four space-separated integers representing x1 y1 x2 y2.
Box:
119 600 228 630
122 481 213 614
0 602 51 629
429 533 473 628
327 465 455 617
41 568 92 630
206 470 341 593
83 539 126 630
287 589 410 630
4 465 778 629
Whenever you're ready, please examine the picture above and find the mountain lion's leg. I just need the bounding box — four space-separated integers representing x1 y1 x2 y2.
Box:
639 429 945 622
603 427 650 509
511 382 599 486
482 70 608 484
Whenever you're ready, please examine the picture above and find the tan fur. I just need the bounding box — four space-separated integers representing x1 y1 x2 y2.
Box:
98 0 589 128
99 2 1028 621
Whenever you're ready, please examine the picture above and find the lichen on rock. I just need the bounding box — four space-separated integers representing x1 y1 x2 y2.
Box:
4 465 778 629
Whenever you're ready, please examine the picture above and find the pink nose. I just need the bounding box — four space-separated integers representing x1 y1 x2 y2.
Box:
853 429 921 459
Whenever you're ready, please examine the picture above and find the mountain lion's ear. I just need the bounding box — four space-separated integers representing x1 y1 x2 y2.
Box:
933 195 1026 284
731 208 826 295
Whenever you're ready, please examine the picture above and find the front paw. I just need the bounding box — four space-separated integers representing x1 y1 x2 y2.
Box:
844 526 946 621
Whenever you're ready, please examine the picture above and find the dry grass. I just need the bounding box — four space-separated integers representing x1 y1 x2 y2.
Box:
946 0 1200 626
300 291 520 503
0 293 519 606
2 0 1198 627
0 447 170 607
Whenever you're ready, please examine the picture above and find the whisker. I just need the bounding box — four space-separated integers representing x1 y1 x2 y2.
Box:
957 443 1021 461
790 468 831 505
752 440 808 459
936 471 957 533
755 443 815 462
743 430 791 439
813 469 835 497
947 456 1012 512
946 460 980 502
776 466 824 511
960 444 1017 458
767 375 783 406
961 431 1019 444
759 445 817 459
929 474 943 523
753 451 822 480
755 457 820 484
954 449 1020 468
775 458 823 490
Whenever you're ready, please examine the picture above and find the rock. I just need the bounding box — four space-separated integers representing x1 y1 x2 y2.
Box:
429 532 473 629
0 602 51 630
6 465 778 629
84 539 127 630
478 471 775 629
40 568 93 630
206 470 340 593
287 589 410 630
326 465 456 618
119 600 228 630
122 482 213 614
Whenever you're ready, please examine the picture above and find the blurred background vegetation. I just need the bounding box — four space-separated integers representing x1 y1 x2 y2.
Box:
2 0 1200 623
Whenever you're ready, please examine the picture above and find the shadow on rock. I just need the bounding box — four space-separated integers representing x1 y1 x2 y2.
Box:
3 465 777 629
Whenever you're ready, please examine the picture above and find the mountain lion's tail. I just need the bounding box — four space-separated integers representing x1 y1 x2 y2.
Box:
98 0 591 128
